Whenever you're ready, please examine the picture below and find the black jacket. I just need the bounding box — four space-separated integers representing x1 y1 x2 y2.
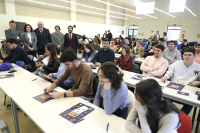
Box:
34 28 51 49
107 33 112 41
42 56 60 74
64 33 79 52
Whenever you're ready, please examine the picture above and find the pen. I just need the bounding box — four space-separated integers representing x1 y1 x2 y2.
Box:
32 78 37 81
74 119 85 124
106 123 109 133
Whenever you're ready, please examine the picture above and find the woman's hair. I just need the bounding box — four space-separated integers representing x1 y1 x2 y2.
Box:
93 40 99 46
97 62 124 89
23 24 33 32
83 43 95 57
163 32 167 36
45 43 57 61
82 36 86 41
55 25 61 30
120 45 131 62
115 38 121 44
135 79 181 133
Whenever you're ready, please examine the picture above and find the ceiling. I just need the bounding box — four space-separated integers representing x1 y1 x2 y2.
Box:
101 0 200 20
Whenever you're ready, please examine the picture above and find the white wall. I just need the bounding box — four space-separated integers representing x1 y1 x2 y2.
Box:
0 14 125 39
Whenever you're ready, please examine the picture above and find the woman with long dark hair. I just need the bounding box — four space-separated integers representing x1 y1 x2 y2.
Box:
94 62 128 119
79 43 96 62
115 38 122 49
33 43 60 75
126 79 181 133
115 45 133 72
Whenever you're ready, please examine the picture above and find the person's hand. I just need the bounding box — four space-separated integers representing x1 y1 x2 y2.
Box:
152 68 158 71
149 49 153 53
37 62 44 67
35 62 40 67
161 76 167 83
104 81 111 90
135 99 142 106
48 73 53 78
57 45 60 49
49 92 62 99
136 55 141 58
188 81 200 87
95 62 101 67
44 85 53 93
0 60 3 64
144 63 148 66
169 59 174 63
30 48 34 51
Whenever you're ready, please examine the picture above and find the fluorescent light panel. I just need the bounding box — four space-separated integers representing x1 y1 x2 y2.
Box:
185 6 196 17
136 1 155 14
169 0 186 13
27 0 127 20
154 7 175 18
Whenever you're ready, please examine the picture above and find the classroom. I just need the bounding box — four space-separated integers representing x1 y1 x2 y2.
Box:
0 0 200 133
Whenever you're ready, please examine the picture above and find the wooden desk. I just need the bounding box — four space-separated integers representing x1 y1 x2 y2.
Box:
0 64 126 133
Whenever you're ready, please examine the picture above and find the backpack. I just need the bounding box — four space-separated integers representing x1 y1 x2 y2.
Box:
0 62 13 71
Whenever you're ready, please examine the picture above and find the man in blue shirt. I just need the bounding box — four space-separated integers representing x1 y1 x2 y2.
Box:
93 39 115 67
0 38 29 65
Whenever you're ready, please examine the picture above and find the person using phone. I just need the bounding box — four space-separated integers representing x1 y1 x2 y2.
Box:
94 62 128 119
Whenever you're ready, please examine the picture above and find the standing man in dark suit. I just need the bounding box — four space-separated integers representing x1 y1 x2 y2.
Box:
64 25 79 53
5 20 23 46
153 31 160 42
107 30 112 41
34 21 51 56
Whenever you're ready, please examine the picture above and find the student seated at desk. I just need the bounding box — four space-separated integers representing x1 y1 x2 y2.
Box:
161 48 200 115
193 43 200 64
158 38 167 49
94 62 128 119
115 38 122 49
44 48 93 102
162 40 182 64
0 38 30 65
48 47 74 90
110 40 118 53
144 42 158 58
79 43 96 62
126 79 181 133
115 45 133 72
93 39 115 67
33 43 59 75
140 44 168 78
93 40 100 51
131 40 144 58
142 38 152 50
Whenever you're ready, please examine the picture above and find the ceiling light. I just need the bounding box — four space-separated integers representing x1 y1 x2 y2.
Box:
154 8 175 18
169 0 186 13
136 1 155 14
185 6 196 17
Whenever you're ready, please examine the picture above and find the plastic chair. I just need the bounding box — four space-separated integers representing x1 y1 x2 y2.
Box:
127 90 135 114
16 61 24 68
177 113 192 133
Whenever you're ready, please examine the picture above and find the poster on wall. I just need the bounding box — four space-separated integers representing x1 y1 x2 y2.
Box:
141 33 144 36
197 34 200 38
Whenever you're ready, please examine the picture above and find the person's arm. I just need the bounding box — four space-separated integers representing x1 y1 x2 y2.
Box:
131 48 136 56
122 57 133 71
22 34 30 49
93 52 99 64
53 69 70 87
17 31 24 43
48 30 52 43
88 52 96 62
2 51 12 61
125 105 142 132
64 35 67 48
151 60 168 77
174 51 182 62
63 75 74 88
157 113 179 133
52 72 58 78
109 51 115 62
51 34 58 46
103 86 127 114
32 32 38 51
2 49 21 63
5 30 16 40
76 34 79 49
114 57 120 65
60 33 64 49
164 63 175 79
139 48 144 57
140 57 152 72
79 53 83 60
72 69 93 96
94 81 103 107
43 59 59 73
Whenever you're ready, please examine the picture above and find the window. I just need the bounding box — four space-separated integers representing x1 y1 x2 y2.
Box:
128 26 138 38
167 26 181 40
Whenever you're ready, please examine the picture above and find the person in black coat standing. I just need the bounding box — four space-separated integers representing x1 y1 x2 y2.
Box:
107 30 113 41
34 21 51 55
64 25 79 53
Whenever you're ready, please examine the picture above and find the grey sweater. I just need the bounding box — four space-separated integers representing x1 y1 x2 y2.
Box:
125 105 180 133
162 47 182 64
94 81 128 115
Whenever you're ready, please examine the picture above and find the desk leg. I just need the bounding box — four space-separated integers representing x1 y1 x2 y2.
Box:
192 107 197 128
11 98 20 133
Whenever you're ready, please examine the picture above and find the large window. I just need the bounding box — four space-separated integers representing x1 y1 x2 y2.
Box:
128 26 138 38
167 26 181 40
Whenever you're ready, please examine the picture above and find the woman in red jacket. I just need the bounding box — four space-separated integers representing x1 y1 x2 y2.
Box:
115 38 122 49
115 45 133 72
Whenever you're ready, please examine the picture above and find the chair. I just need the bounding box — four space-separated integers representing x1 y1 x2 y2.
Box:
16 61 25 68
177 113 192 133
132 63 141 74
127 90 135 114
